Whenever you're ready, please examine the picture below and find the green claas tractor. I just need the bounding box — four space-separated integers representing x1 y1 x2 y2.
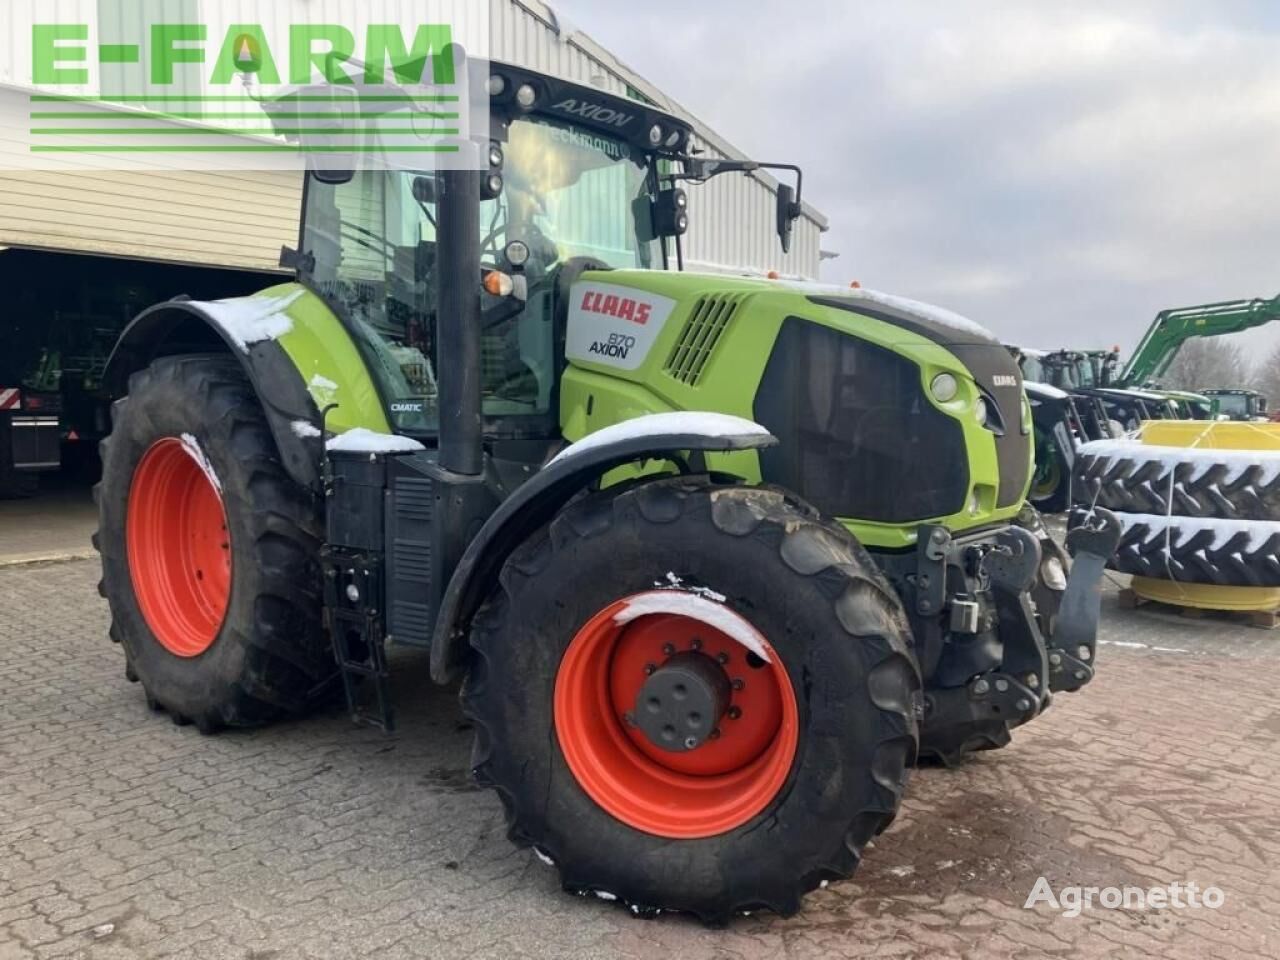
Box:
94 61 1120 921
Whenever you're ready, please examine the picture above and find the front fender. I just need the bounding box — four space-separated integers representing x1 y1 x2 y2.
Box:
429 412 777 683
104 284 389 491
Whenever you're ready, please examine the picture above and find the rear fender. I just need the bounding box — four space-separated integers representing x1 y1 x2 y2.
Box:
429 413 777 683
104 284 389 491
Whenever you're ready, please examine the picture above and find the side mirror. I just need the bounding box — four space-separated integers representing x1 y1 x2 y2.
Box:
776 183 799 254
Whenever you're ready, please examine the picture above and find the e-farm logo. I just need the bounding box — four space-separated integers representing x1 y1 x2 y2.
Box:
31 22 456 88
9 1 488 170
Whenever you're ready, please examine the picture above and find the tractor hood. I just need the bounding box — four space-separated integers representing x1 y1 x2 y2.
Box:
561 269 1031 541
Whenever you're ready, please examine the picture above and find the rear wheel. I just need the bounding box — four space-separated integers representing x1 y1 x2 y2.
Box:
94 355 328 730
463 477 920 922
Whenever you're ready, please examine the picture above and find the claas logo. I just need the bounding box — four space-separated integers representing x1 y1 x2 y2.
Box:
580 290 653 325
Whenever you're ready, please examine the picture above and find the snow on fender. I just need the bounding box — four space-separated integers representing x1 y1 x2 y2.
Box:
548 411 773 467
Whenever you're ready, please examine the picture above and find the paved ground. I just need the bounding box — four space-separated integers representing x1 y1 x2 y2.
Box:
0 482 97 566
2 557 1278 959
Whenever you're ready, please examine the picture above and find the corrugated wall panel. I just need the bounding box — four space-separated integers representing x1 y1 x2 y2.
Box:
0 88 299 271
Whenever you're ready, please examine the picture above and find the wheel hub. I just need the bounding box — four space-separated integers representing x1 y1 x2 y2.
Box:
633 652 730 752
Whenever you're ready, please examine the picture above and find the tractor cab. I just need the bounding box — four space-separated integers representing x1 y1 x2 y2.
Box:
280 62 802 445
1204 388 1269 421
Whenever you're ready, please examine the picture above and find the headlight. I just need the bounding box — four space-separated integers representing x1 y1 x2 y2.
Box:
648 123 663 146
486 74 506 97
974 397 988 424
488 143 504 168
515 83 537 109
930 372 958 403
968 491 981 515
504 240 530 267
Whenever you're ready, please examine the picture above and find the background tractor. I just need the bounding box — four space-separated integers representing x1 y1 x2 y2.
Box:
94 59 1119 921
1202 387 1268 421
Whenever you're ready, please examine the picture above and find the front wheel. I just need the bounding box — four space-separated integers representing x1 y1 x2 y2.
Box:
463 477 920 922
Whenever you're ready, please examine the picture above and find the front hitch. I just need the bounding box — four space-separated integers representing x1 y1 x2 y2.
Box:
1046 508 1123 692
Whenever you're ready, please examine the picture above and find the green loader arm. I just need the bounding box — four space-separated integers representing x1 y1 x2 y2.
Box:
1122 292 1280 385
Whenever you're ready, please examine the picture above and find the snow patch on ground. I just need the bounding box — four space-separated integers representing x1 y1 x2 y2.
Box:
613 591 772 664
1079 439 1280 486
179 433 221 492
291 420 321 439
325 428 425 454
548 412 771 467
192 290 304 353
1099 639 1188 654
886 865 916 878
1115 512 1280 551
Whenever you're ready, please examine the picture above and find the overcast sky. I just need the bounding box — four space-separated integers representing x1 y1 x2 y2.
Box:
555 1 1280 360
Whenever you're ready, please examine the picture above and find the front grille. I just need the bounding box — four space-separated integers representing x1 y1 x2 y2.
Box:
664 294 741 385
753 318 970 524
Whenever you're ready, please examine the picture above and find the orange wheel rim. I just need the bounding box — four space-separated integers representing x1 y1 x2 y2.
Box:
554 591 799 839
126 438 231 657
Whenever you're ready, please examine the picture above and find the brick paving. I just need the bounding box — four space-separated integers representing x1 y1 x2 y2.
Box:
1 558 1278 959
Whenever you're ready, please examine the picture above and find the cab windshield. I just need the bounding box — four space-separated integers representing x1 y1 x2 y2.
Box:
1215 394 1249 417
1019 355 1046 383
303 115 657 434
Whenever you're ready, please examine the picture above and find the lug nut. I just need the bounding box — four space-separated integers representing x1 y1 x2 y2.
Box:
1026 673 1039 689
727 706 742 720
683 736 698 749
717 652 730 664
644 663 657 676
690 638 702 651
994 678 1009 692
1049 652 1062 666
709 728 721 740
662 643 676 656
1016 698 1032 712
1074 669 1087 680
1077 645 1092 661
971 678 990 696
732 678 745 691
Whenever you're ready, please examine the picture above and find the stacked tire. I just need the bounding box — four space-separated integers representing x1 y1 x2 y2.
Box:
1070 439 1280 587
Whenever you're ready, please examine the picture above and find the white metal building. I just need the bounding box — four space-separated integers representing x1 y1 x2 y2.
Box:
0 0 827 278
